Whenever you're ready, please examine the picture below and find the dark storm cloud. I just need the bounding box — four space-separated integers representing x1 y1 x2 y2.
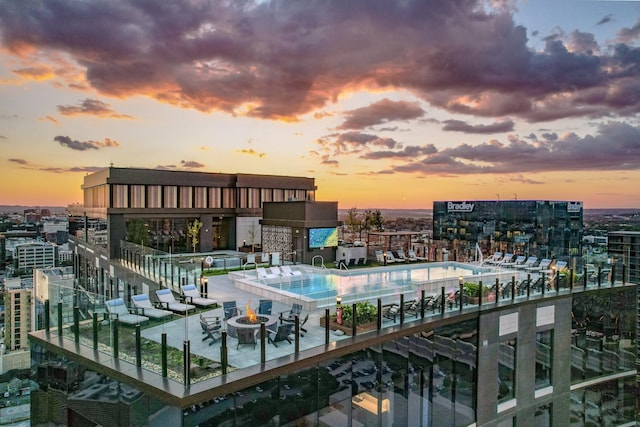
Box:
319 121 640 176
337 99 425 130
57 98 134 119
442 119 514 134
1 1 639 122
54 135 120 151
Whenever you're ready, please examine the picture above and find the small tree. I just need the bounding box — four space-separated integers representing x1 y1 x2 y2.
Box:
187 219 202 260
344 207 361 242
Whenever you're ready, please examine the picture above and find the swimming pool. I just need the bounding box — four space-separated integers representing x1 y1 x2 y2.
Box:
231 262 502 309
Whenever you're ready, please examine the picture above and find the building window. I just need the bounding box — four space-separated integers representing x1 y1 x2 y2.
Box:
112 184 128 208
164 186 177 208
534 403 552 426
194 187 207 208
247 188 260 208
147 185 162 208
498 338 516 405
208 187 221 208
179 186 192 208
130 185 145 208
535 330 553 393
222 188 236 208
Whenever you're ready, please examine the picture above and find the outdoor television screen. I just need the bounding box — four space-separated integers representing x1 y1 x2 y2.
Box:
309 227 338 249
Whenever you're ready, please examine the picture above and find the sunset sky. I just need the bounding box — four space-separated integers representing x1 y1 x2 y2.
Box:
1 0 640 209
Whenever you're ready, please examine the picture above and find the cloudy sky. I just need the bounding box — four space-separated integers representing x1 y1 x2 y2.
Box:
1 0 640 208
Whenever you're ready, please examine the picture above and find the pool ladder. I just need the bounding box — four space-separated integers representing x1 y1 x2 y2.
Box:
312 255 326 269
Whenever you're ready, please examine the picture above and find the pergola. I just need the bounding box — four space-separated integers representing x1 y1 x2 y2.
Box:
366 231 423 255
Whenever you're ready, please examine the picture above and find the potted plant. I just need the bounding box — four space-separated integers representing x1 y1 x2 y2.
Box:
320 301 378 335
463 282 489 304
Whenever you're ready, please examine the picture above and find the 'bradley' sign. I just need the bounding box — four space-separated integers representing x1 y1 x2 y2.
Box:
567 201 582 213
447 201 475 213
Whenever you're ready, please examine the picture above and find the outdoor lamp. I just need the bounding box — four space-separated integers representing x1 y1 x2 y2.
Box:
336 295 342 306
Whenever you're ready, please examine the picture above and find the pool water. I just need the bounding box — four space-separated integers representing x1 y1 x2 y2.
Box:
270 262 490 306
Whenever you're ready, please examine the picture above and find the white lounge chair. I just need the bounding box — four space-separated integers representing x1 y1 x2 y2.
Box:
181 284 217 308
155 288 196 314
106 298 149 325
375 250 385 263
280 265 303 277
385 251 398 263
408 249 427 261
542 260 568 275
397 249 417 262
268 266 284 276
256 267 277 280
131 294 173 319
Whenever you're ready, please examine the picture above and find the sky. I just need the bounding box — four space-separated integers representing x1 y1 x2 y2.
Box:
1 0 640 209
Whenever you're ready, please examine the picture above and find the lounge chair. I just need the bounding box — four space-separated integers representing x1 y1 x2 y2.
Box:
403 298 421 318
180 284 217 308
256 267 277 281
236 328 257 350
542 260 568 275
502 255 525 268
375 250 385 263
485 252 503 265
385 251 398 263
382 303 400 322
408 249 426 261
526 258 552 272
223 301 242 320
496 253 514 266
268 266 284 277
514 256 538 270
280 265 303 277
131 294 173 320
155 289 196 314
106 298 149 326
268 323 293 347
397 249 417 262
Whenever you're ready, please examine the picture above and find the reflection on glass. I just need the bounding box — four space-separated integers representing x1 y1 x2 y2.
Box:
570 289 637 384
534 403 552 426
535 330 553 390
498 339 516 404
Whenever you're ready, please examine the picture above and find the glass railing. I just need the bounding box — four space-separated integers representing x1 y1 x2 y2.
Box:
41 263 635 389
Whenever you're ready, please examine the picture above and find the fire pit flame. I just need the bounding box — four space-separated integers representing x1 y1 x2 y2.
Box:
246 304 258 324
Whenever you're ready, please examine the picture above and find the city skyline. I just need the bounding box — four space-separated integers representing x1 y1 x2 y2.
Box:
1 0 640 209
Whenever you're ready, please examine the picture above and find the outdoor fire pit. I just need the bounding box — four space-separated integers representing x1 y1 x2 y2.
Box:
226 305 277 338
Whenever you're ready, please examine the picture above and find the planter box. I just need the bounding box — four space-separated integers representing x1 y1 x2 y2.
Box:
319 316 377 336
468 292 496 305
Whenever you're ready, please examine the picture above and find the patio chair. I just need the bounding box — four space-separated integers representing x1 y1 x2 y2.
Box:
268 323 293 347
236 328 257 350
496 253 514 266
403 298 421 318
223 301 242 320
131 294 173 320
257 299 273 315
155 289 196 314
299 313 309 336
180 284 218 308
200 315 222 346
280 303 303 325
106 298 149 326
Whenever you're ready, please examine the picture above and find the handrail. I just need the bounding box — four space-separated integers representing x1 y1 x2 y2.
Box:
338 261 349 270
242 261 257 277
311 255 325 269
